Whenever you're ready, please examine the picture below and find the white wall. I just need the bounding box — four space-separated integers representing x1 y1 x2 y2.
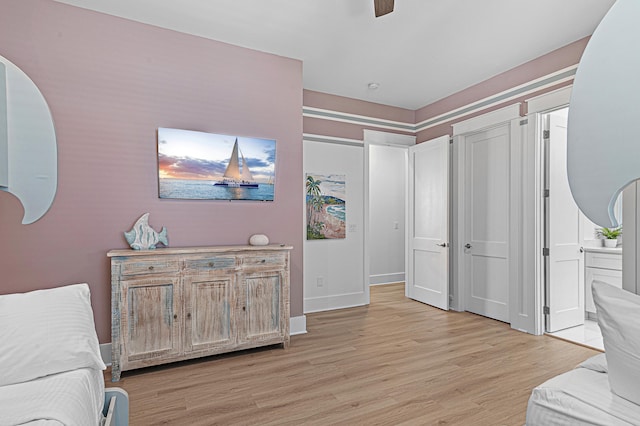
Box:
369 144 406 284
303 140 365 312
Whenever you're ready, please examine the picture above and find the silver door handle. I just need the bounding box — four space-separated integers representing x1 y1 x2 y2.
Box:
579 247 584 253
436 242 448 247
464 243 472 249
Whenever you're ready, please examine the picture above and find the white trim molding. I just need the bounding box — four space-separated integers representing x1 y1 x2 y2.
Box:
416 65 577 132
452 103 521 135
100 343 112 366
303 133 363 147
525 86 572 115
303 106 415 133
363 129 416 146
290 315 307 335
304 292 368 313
369 273 405 285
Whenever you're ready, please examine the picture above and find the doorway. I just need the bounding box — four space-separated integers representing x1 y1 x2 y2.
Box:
368 144 407 287
363 130 415 303
365 131 451 310
542 105 616 350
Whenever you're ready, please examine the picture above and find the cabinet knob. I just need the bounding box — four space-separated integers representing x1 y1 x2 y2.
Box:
187 312 191 319
173 314 177 320
148 265 154 270
261 259 266 263
242 306 246 311
208 262 214 267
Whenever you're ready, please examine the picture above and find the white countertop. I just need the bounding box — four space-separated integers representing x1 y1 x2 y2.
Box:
583 246 622 254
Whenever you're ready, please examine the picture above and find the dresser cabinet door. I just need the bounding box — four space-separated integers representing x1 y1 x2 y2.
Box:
240 271 283 343
120 276 181 367
183 273 237 353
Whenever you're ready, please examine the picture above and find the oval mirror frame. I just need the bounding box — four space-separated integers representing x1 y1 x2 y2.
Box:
0 55 57 224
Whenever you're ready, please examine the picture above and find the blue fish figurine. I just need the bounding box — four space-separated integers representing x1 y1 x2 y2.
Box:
124 213 168 250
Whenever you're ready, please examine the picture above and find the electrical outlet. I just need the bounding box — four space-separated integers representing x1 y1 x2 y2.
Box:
316 277 324 287
393 221 399 230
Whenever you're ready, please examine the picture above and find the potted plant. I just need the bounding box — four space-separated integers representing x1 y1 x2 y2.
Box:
597 226 622 248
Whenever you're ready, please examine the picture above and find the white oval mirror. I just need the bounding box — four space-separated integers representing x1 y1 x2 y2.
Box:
568 0 639 228
0 55 57 224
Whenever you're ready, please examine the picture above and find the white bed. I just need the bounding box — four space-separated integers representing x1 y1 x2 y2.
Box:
527 354 640 425
0 368 104 426
0 283 128 426
527 281 640 425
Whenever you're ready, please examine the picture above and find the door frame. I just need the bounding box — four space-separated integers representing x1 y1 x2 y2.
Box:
525 86 573 335
452 104 526 329
363 129 416 303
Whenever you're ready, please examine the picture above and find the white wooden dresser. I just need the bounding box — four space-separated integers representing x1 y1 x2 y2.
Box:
108 245 291 382
584 246 622 318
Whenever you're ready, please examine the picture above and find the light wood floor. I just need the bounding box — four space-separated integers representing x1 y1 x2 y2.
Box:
106 283 598 425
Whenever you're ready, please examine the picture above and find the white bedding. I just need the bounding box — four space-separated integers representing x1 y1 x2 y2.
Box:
526 355 640 425
0 368 105 426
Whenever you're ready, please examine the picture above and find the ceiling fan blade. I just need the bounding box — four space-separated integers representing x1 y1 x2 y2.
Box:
374 0 394 17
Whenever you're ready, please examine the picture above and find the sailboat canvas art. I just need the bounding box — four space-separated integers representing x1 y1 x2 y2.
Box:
157 128 276 201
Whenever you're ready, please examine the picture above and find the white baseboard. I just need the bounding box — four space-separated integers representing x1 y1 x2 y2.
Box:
100 315 308 365
304 291 368 313
100 343 112 366
290 315 307 335
369 273 405 285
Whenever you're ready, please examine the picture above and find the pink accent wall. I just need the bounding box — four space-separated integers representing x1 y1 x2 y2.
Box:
0 0 303 343
415 38 590 142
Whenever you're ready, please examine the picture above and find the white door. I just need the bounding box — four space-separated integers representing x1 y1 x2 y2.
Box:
546 109 585 332
463 125 510 322
406 135 449 310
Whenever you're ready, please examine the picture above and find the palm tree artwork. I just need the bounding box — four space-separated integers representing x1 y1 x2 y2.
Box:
305 174 346 240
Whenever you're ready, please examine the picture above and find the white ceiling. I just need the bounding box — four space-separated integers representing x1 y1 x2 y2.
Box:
53 0 615 110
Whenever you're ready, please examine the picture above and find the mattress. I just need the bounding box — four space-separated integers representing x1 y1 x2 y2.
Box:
0 367 105 426
526 355 640 425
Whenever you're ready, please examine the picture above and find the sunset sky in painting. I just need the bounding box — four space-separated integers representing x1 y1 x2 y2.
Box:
157 128 276 182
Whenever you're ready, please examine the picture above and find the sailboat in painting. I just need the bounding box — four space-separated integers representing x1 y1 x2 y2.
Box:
214 138 259 188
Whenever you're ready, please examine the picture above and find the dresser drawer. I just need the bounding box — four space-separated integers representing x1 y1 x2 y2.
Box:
585 252 622 271
119 258 180 276
185 256 237 271
242 254 285 267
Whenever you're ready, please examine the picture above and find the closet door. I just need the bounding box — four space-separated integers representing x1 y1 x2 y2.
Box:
463 125 510 323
